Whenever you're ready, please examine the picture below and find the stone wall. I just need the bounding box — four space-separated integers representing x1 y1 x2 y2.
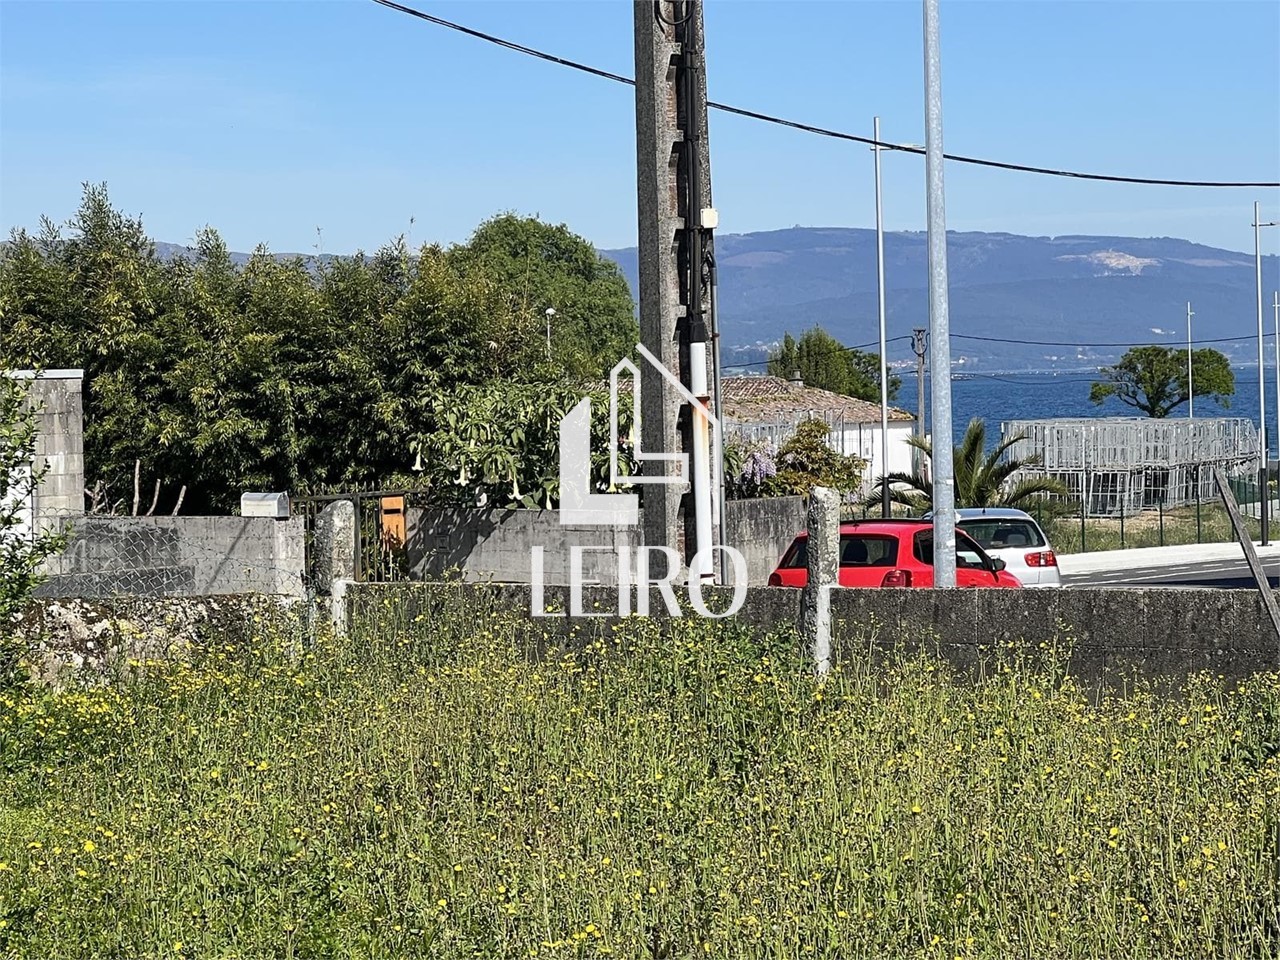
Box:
346 581 1280 684
404 496 804 586
12 595 305 687
37 515 306 599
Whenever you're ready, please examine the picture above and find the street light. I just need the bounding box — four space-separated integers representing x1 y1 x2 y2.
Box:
1252 202 1277 545
923 0 957 589
1186 302 1194 419
1274 290 1279 474
870 119 924 519
545 307 556 362
872 116 890 518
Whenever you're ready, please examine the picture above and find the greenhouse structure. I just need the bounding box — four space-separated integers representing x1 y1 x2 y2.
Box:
999 417 1261 517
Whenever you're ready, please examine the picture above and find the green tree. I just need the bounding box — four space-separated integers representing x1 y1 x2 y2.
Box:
867 418 1067 511
1089 345 1234 418
0 188 635 510
447 214 638 378
767 326 899 402
404 383 635 510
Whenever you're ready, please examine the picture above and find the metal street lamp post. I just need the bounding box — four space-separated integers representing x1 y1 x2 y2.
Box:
923 0 957 588
1252 202 1277 545
1186 302 1194 419
545 307 556 362
873 116 890 518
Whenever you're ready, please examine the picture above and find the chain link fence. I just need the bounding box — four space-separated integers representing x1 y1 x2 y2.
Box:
25 508 310 599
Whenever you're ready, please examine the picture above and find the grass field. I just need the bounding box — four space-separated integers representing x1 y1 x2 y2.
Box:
1046 504 1264 554
2 606 1278 958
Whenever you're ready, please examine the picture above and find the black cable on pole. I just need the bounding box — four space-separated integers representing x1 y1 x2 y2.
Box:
369 0 1280 189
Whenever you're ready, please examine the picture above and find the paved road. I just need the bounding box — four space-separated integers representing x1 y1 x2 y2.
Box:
1064 556 1280 590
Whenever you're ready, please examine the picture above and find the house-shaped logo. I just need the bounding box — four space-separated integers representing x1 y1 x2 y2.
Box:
558 343 721 526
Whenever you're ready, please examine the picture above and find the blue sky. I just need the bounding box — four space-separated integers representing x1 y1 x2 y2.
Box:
2 0 1278 256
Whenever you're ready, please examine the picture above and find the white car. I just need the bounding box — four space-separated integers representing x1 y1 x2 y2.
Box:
923 507 1061 587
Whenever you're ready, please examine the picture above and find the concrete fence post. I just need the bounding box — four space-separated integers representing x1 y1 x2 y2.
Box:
800 486 839 675
314 500 356 633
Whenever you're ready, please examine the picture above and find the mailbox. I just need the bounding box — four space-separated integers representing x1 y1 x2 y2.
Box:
380 495 406 548
241 492 291 519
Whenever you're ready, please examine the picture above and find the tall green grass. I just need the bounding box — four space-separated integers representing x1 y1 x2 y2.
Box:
1 605 1277 958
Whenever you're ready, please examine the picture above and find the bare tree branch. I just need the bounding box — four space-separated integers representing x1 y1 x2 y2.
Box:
145 478 161 516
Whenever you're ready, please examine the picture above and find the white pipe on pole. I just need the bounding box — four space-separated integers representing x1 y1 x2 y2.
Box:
689 339 714 582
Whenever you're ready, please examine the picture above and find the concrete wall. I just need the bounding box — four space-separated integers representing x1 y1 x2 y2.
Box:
406 506 640 585
346 581 1280 684
824 588 1278 681
405 496 805 586
723 496 805 583
37 515 306 599
7 369 85 526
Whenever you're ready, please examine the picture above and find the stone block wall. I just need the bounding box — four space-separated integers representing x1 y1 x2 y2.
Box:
7 369 85 526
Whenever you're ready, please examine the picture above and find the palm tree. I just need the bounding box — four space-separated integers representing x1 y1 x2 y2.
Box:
867 418 1067 511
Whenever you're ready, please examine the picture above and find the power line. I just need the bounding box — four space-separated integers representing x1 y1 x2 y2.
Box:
953 332 1265 347
730 335 912 369
370 0 1280 189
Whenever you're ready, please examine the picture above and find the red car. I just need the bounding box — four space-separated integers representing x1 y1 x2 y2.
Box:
768 519 1023 589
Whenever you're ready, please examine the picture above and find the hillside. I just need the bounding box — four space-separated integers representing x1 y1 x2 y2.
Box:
600 228 1280 371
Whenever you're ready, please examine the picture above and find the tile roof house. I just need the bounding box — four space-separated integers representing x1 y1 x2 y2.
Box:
721 375 917 497
721 375 913 425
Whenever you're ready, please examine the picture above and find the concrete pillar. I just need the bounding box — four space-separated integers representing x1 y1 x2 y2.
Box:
314 500 356 592
800 487 839 675
314 500 356 634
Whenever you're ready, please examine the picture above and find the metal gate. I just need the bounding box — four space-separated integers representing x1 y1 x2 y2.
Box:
292 489 411 583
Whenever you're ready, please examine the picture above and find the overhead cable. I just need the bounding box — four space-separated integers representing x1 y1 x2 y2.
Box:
369 0 1280 189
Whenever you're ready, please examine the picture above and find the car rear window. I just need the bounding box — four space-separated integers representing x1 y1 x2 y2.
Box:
780 534 900 569
780 538 807 569
839 535 898 567
913 530 989 569
957 519 1045 549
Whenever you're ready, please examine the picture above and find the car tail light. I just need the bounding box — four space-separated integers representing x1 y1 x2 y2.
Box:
880 568 912 587
1024 551 1057 567
768 572 783 586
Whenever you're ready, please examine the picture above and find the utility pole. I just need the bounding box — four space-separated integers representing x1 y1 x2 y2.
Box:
923 0 956 588
1186 302 1194 419
873 116 890 518
634 1 717 579
912 327 927 478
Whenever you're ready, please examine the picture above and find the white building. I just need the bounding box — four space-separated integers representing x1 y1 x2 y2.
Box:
721 375 916 499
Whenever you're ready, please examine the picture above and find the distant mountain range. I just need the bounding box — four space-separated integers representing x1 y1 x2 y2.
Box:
599 228 1280 373
146 227 1279 374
